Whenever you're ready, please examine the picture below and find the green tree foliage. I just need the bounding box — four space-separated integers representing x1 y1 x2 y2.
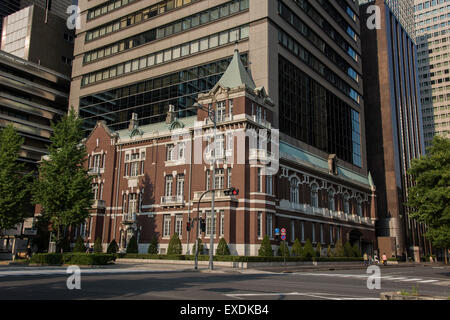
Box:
291 238 303 257
193 238 204 255
73 236 86 253
405 136 450 262
216 237 231 256
147 236 158 254
302 239 315 258
107 240 119 254
327 245 332 257
258 235 273 257
0 125 31 232
126 235 138 253
94 237 103 253
32 108 93 251
344 242 354 257
352 243 361 257
277 241 290 257
167 233 182 255
334 239 345 257
315 242 322 257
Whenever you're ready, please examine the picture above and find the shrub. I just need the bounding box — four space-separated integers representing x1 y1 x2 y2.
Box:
63 253 116 265
94 237 103 253
216 238 231 256
147 236 158 254
302 239 315 258
59 236 71 253
344 242 353 257
30 253 63 265
277 242 290 257
352 243 361 257
258 235 273 257
192 238 204 255
126 235 138 254
315 242 322 257
73 237 86 253
334 239 345 257
326 245 332 257
167 233 182 255
107 240 119 254
291 238 303 257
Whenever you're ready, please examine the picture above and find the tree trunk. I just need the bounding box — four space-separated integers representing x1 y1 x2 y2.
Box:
445 248 448 265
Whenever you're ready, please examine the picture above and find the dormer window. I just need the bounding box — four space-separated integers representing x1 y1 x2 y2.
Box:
217 101 226 122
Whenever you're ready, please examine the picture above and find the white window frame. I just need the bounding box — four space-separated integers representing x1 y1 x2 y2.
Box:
163 215 171 238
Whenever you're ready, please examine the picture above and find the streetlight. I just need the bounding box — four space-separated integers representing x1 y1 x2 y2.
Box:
194 102 217 270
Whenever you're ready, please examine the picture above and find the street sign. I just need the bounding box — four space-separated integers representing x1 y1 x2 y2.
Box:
281 235 287 241
275 228 280 236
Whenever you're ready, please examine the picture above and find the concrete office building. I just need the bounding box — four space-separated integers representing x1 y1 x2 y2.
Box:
361 0 429 260
66 0 376 254
1 4 75 75
359 0 416 39
414 0 450 148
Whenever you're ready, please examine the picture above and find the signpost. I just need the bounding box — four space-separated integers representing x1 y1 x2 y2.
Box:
280 228 287 266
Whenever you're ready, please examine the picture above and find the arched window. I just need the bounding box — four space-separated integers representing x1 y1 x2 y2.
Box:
344 194 350 214
290 178 299 203
328 189 335 211
311 184 319 208
357 197 363 216
92 183 99 200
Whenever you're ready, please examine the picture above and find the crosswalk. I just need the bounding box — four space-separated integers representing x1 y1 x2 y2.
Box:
287 272 447 285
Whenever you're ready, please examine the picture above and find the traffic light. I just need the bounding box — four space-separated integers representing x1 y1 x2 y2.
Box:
186 221 191 232
200 218 206 233
224 187 239 196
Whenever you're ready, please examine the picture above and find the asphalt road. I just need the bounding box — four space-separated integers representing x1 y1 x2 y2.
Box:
0 264 448 300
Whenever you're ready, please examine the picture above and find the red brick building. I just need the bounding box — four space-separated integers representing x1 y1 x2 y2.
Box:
81 50 377 255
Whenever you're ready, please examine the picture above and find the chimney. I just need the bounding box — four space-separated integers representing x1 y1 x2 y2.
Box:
166 104 176 124
128 113 138 131
328 154 338 175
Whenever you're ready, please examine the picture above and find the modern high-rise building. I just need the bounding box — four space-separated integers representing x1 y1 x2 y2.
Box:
414 0 450 148
66 0 377 254
360 0 429 260
1 4 75 74
71 0 366 172
359 0 416 39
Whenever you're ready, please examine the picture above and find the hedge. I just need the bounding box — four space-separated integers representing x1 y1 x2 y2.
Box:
118 254 363 263
29 253 116 265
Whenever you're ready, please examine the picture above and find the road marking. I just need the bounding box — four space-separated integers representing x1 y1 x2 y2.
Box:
0 269 178 277
418 279 439 283
225 292 379 300
400 278 423 282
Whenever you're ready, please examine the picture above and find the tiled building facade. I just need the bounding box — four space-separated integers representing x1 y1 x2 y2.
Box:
79 51 377 255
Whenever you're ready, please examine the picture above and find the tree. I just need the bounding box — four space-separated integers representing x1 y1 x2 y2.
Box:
0 125 31 233
344 242 353 257
405 136 450 264
126 235 138 253
258 235 273 257
216 237 231 256
167 233 182 255
277 241 290 257
147 236 158 254
334 239 345 257
32 108 93 252
302 239 315 258
352 243 361 257
315 242 322 258
94 237 103 253
192 238 204 255
73 236 86 253
107 240 119 254
291 238 303 257
326 245 332 257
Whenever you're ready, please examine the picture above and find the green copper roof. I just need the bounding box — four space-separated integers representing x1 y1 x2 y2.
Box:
280 141 371 188
215 49 256 90
116 116 197 139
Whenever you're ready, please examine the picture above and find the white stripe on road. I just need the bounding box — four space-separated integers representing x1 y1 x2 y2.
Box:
400 278 423 282
0 269 174 277
418 279 439 283
225 292 379 300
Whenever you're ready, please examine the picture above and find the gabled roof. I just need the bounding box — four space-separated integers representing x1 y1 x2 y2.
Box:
213 48 256 91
